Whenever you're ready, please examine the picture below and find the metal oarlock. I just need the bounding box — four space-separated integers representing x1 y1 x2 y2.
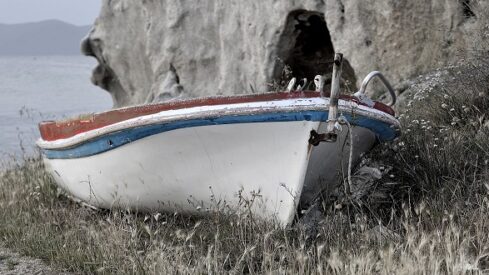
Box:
354 71 397 106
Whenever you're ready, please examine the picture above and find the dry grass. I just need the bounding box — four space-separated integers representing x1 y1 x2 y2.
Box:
378 56 489 203
2 11 489 271
1 57 489 274
1 156 489 274
0 158 489 274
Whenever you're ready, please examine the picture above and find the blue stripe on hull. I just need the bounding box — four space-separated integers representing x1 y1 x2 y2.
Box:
42 111 397 159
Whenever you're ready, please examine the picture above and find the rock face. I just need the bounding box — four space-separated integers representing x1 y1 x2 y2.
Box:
83 0 489 107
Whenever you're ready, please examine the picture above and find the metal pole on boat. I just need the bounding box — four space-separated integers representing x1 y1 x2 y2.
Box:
325 53 343 141
308 53 344 145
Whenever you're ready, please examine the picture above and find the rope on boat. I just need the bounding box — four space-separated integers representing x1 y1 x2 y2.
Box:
338 115 353 196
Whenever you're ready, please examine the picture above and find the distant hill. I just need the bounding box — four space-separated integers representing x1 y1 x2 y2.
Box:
0 20 91 55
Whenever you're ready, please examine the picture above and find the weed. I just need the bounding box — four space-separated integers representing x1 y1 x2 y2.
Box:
5 259 19 270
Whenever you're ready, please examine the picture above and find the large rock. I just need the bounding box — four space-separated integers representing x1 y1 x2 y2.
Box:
83 0 489 107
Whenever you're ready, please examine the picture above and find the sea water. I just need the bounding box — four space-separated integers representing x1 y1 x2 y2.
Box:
0 56 112 158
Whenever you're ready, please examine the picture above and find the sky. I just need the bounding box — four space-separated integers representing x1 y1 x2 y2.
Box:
0 0 101 26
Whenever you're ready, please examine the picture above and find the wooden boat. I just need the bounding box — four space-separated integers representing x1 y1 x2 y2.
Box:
37 59 400 226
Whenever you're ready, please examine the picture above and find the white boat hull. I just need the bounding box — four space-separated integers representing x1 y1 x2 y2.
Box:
45 121 320 225
39 96 399 226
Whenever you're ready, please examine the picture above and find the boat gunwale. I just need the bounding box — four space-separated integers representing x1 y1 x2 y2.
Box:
38 91 395 142
37 97 400 151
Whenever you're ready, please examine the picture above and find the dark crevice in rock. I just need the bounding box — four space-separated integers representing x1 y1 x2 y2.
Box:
81 35 95 57
460 0 476 20
274 10 356 90
338 0 345 25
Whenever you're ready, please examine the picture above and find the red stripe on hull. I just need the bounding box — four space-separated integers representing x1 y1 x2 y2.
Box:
39 91 395 141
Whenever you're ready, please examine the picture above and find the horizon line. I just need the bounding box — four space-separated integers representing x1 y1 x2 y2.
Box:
0 19 93 27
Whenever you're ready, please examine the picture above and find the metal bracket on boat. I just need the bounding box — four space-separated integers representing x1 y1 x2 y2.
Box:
297 78 308 91
353 71 397 106
314 75 326 96
309 130 337 146
308 53 344 145
286 77 308 92
286 78 297 92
